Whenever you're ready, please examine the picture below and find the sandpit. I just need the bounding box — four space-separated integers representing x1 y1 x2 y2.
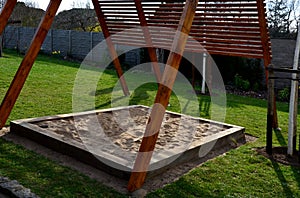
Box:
10 105 245 179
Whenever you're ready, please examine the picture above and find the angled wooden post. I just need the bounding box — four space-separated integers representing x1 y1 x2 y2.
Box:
256 0 278 129
266 65 274 155
92 0 130 96
127 0 199 192
134 0 162 82
0 0 62 129
0 0 17 35
192 53 196 88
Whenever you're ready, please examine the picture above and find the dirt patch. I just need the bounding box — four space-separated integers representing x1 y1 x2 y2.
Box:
245 134 258 143
256 147 300 167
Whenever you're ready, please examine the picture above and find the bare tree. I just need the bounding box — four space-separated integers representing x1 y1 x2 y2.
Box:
289 0 300 33
267 0 299 36
53 8 100 32
9 2 44 27
268 0 290 34
0 0 6 10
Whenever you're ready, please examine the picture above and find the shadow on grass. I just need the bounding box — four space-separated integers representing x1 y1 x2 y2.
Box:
226 93 290 113
271 161 294 197
274 128 287 147
198 96 211 117
95 96 126 109
291 166 300 190
270 130 300 196
91 86 115 96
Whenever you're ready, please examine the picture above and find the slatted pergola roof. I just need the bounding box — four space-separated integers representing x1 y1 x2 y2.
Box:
94 0 271 59
0 0 273 193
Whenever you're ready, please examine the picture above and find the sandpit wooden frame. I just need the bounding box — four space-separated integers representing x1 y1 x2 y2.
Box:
10 105 245 180
0 0 272 192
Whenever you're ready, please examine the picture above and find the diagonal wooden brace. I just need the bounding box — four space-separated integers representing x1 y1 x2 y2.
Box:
0 0 17 35
0 0 62 129
256 0 278 129
92 0 130 96
127 0 199 192
134 0 162 83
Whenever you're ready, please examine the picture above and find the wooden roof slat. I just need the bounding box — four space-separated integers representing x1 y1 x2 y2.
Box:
96 0 271 59
111 34 264 50
156 7 258 12
194 15 258 22
111 38 265 57
192 21 259 27
107 23 261 33
154 11 259 17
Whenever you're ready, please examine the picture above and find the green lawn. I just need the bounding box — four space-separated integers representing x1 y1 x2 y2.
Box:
1 49 300 197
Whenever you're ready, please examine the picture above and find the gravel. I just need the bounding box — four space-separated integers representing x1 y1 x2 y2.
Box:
0 177 39 198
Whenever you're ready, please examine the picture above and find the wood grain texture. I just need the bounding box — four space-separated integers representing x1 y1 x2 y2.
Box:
256 0 278 128
95 0 272 59
0 0 62 129
0 0 17 35
127 0 199 192
135 0 161 82
92 0 130 96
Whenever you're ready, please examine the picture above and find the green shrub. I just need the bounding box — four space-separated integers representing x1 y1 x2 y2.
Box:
278 87 290 101
234 74 250 91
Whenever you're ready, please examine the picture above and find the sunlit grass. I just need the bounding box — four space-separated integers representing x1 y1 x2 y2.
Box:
0 49 300 197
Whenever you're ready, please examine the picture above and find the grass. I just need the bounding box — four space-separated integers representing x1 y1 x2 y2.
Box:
1 49 300 197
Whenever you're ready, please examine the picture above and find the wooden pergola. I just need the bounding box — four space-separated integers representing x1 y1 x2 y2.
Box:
0 0 273 192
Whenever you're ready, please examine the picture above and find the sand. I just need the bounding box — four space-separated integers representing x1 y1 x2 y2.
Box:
34 106 226 154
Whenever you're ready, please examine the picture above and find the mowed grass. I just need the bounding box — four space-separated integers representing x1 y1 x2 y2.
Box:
0 49 300 197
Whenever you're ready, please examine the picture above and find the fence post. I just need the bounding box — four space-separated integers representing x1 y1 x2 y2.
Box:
90 31 93 60
0 35 3 57
17 27 20 52
51 29 54 53
68 30 72 57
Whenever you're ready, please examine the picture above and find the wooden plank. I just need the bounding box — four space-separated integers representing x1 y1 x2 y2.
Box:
190 33 261 40
193 17 259 23
0 0 62 129
110 38 265 58
192 37 262 45
158 7 258 12
92 0 130 96
135 0 162 82
256 0 277 128
266 64 274 154
256 0 272 63
192 21 259 27
197 2 258 7
207 50 264 59
0 0 17 35
127 0 199 192
116 33 261 45
155 11 258 17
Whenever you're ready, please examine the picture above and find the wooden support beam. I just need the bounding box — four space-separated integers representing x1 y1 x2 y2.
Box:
256 0 272 79
256 0 278 129
0 0 17 35
192 53 196 88
127 0 199 192
134 0 162 83
0 0 62 129
92 0 130 96
266 64 275 155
